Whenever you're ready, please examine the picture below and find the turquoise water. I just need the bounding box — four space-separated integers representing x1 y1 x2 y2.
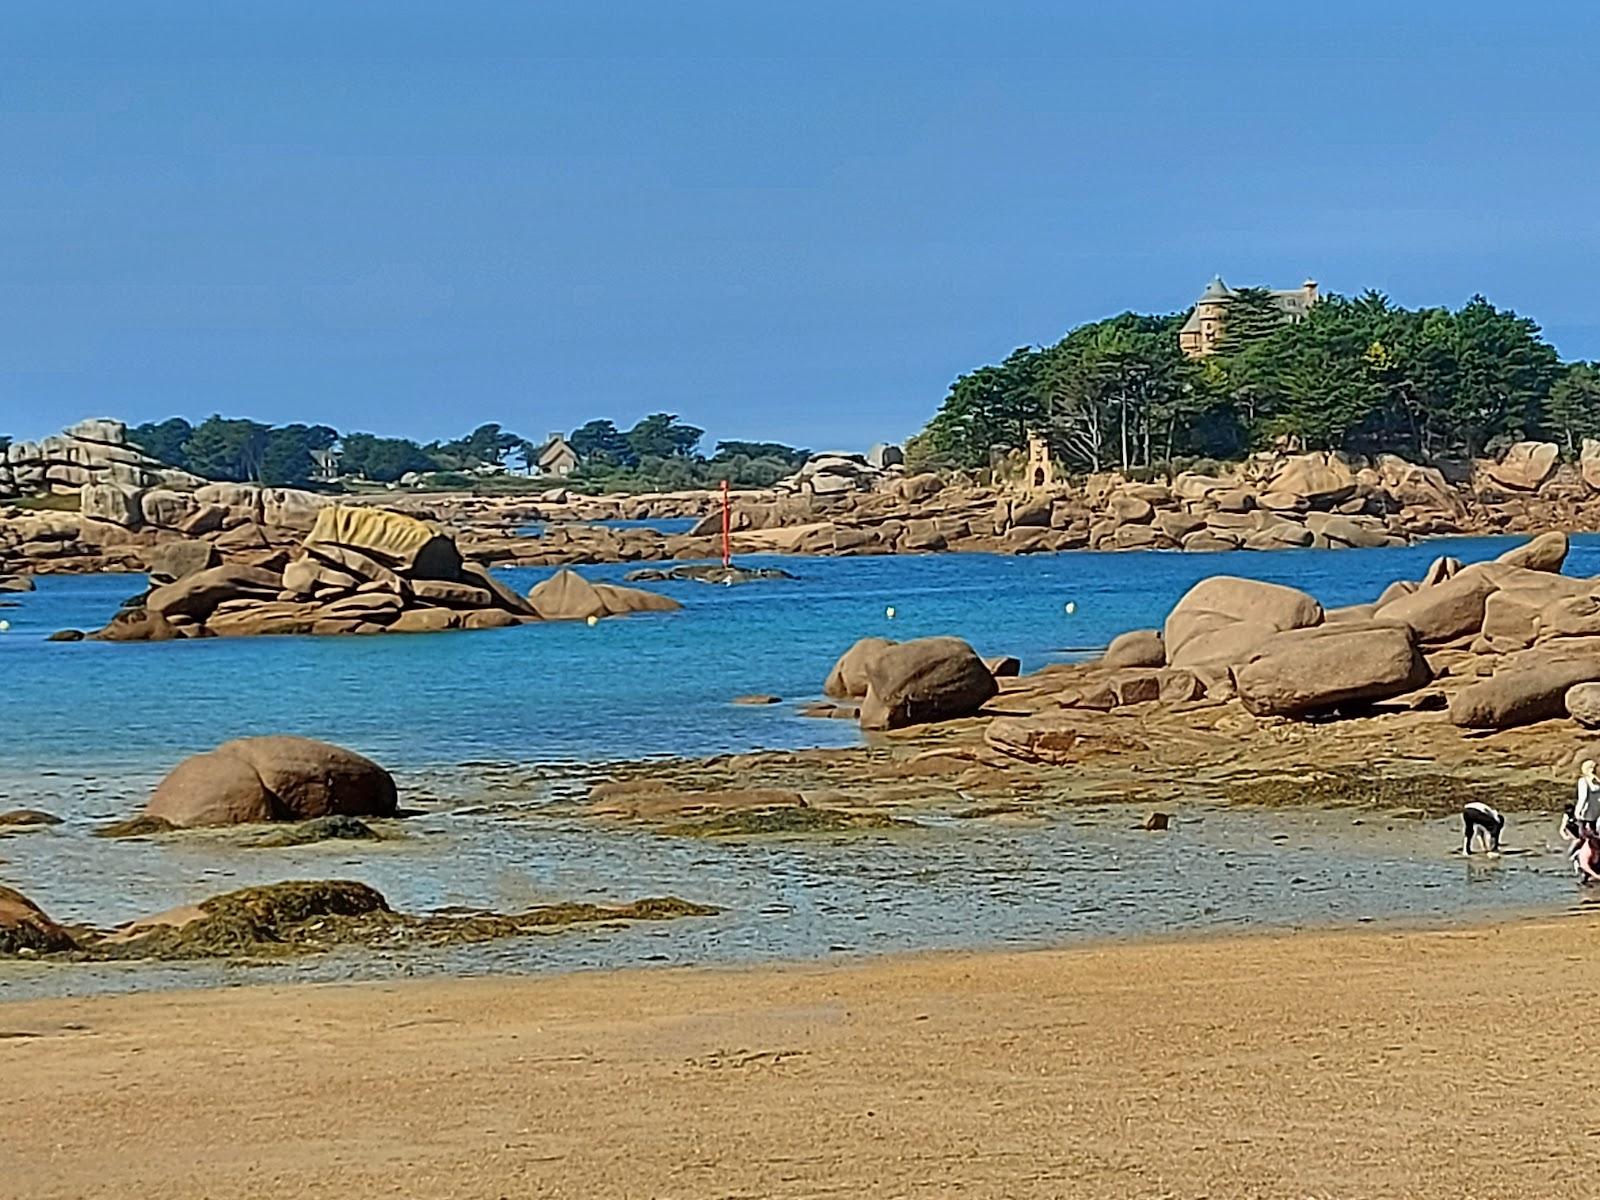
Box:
3 535 1594 776
2 535 1595 999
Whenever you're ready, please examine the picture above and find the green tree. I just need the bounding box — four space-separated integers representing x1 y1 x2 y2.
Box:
129 417 194 468
259 423 338 487
712 440 809 466
434 422 525 468
1543 362 1600 452
924 347 1043 469
625 413 703 460
339 432 436 482
183 416 270 482
568 419 634 466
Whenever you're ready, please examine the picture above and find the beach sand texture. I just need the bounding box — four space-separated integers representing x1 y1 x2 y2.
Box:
3 915 1596 1199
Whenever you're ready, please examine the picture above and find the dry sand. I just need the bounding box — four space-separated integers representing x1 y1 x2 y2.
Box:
3 915 1598 1199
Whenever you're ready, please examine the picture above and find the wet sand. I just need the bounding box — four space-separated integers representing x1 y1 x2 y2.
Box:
3 912 1597 1199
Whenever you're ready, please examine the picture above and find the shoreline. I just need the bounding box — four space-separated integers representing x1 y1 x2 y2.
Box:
5 910 1598 1198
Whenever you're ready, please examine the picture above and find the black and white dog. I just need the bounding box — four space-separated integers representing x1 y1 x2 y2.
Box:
1462 801 1505 854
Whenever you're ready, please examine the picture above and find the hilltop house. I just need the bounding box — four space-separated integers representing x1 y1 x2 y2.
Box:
1178 276 1319 358
535 433 578 478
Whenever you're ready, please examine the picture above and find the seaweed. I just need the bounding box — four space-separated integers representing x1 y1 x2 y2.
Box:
1226 766 1553 818
660 805 910 837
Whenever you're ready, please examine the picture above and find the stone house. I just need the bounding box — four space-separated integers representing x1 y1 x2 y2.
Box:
536 434 578 478
1178 276 1319 358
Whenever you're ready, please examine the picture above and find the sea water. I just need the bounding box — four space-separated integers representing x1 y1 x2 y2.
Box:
1 535 1594 997
7 533 1595 776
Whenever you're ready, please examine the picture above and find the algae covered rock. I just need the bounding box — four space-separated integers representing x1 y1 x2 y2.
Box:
0 886 78 956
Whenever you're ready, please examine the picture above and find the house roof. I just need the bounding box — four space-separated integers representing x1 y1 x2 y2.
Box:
538 436 575 467
1179 308 1205 334
1195 276 1234 304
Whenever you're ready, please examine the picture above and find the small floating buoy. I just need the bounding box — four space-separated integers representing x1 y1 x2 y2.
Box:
1064 601 1077 615
0 620 9 632
585 615 599 627
885 605 896 619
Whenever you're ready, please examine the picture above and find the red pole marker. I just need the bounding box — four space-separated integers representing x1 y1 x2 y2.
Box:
720 478 732 568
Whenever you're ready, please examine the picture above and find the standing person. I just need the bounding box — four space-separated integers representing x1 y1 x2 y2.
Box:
1462 801 1505 855
1577 761 1600 836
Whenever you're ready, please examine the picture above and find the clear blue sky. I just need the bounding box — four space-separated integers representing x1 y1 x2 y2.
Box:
4 2 1598 450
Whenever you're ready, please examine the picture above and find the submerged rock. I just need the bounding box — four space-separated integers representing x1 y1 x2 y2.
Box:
94 814 178 839
249 814 380 847
660 806 909 837
86 880 717 961
624 564 796 585
0 809 63 828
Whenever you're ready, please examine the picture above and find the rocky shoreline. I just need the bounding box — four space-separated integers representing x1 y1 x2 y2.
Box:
9 423 1600 581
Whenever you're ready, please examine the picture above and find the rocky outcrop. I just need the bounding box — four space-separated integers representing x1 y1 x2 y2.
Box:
858 636 999 730
1164 577 1324 668
0 418 205 499
1485 441 1560 492
144 736 398 827
80 506 679 641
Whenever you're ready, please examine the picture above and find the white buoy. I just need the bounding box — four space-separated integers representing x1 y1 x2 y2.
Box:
1064 601 1077 615
0 620 9 632
885 605 896 619
585 615 599 627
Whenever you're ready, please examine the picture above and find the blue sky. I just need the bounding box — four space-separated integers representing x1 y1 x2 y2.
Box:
3 2 1598 450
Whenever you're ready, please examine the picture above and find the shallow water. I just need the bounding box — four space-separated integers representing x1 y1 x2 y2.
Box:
2 535 1595 999
0 797 1585 1002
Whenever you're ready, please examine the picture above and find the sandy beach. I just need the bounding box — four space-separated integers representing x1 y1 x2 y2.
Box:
3 912 1596 1199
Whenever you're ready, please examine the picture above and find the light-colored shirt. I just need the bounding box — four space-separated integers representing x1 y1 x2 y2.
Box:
1577 777 1600 824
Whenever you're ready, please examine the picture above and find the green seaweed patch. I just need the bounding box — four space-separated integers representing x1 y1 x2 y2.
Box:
1226 767 1552 818
0 810 63 829
79 881 718 962
249 815 381 848
660 805 912 837
951 802 1030 819
94 814 178 839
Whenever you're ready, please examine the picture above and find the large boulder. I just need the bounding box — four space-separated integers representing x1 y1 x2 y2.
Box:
858 636 998 730
145 563 283 621
526 568 677 621
147 539 219 585
1233 623 1431 717
1450 652 1600 729
824 637 896 699
1565 683 1600 729
1486 441 1560 492
145 736 397 827
1102 628 1166 669
1495 531 1568 573
0 886 78 956
1373 567 1498 644
1265 453 1358 507
80 482 144 528
1583 439 1600 493
1164 577 1324 668
303 506 462 579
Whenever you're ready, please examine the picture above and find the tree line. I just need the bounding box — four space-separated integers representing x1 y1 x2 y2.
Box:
913 289 1600 474
123 413 808 490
